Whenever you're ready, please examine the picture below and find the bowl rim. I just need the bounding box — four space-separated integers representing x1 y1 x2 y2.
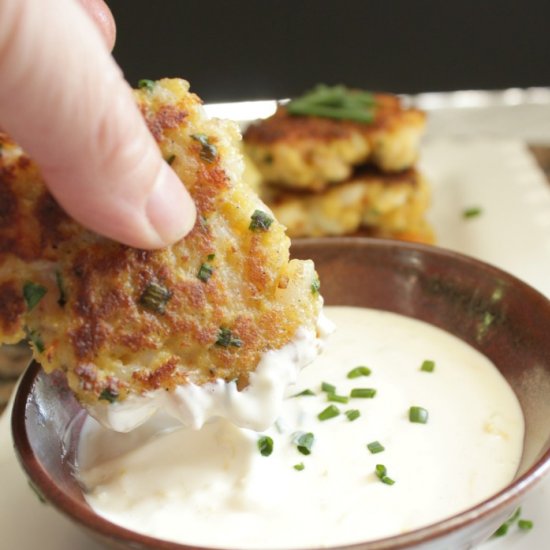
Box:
11 237 550 550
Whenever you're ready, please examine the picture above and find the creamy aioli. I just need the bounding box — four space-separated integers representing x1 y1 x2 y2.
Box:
78 307 524 548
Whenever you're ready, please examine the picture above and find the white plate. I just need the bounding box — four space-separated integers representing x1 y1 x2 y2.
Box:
2 95 550 549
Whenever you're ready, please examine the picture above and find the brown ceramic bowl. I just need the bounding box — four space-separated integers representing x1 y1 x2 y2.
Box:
12 238 550 550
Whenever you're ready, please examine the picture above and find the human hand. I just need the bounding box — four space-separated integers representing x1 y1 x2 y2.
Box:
0 0 196 249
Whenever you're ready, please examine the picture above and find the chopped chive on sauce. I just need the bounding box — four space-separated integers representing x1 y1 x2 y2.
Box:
311 277 321 295
318 404 340 421
293 462 305 471
23 281 47 311
287 84 376 123
215 327 243 348
207 253 216 261
26 329 45 353
55 271 66 307
518 519 534 531
197 263 214 283
165 154 176 165
292 389 316 397
327 394 349 404
139 282 172 314
257 435 274 457
409 406 429 424
249 210 274 232
137 79 155 91
347 366 371 379
345 409 361 421
375 464 395 485
463 206 483 219
191 133 217 163
350 388 377 399
321 382 336 394
367 441 385 454
294 432 315 455
99 388 118 403
420 359 435 372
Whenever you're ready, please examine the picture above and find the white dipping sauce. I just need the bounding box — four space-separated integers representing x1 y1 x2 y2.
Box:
78 307 524 548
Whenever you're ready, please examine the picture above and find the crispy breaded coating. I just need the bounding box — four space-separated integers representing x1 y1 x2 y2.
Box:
244 94 426 191
0 79 322 407
262 167 434 244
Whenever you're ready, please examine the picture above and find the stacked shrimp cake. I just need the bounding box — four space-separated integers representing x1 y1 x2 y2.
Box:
243 86 434 243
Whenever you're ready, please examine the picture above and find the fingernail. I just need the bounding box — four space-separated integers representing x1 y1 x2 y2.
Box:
146 163 196 246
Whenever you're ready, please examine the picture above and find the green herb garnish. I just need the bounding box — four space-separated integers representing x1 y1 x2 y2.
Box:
463 206 483 219
311 277 321 295
27 329 45 353
215 327 243 348
55 271 66 307
292 389 316 397
139 282 172 314
347 366 371 378
165 154 176 165
137 79 155 91
409 406 429 424
191 133 217 163
197 263 214 283
249 210 274 232
375 464 395 485
321 382 336 394
287 84 376 123
350 388 376 398
420 360 435 372
318 405 340 421
294 432 315 455
327 394 349 404
493 507 522 537
99 388 118 403
257 436 274 457
207 253 216 261
23 281 47 311
293 462 305 471
518 519 534 531
345 409 360 421
367 441 385 454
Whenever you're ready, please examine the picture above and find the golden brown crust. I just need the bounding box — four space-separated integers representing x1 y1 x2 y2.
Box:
0 79 321 406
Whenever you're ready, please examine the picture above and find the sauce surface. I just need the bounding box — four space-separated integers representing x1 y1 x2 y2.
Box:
78 307 524 548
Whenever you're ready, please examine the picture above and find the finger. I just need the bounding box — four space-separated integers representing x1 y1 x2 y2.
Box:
78 0 116 51
0 0 196 249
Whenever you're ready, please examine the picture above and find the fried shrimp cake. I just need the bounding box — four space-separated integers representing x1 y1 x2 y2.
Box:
0 79 324 430
244 94 426 191
263 167 434 244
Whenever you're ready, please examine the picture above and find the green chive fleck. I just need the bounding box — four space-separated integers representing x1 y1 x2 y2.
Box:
137 79 155 91
27 329 45 353
23 282 47 311
249 210 274 232
367 441 385 454
493 524 509 537
294 462 305 471
327 394 349 404
318 404 340 421
99 388 118 403
347 366 371 378
345 409 360 421
463 206 482 219
215 327 243 348
197 263 214 283
518 519 533 531
292 389 316 397
257 436 274 457
207 253 216 261
321 382 336 394
139 282 172 314
165 154 176 165
191 134 217 163
294 432 315 455
350 388 376 398
420 360 435 372
409 406 429 424
55 271 66 307
375 464 395 485
311 277 321 295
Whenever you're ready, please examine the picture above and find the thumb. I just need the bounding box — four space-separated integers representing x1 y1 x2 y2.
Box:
0 0 196 249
